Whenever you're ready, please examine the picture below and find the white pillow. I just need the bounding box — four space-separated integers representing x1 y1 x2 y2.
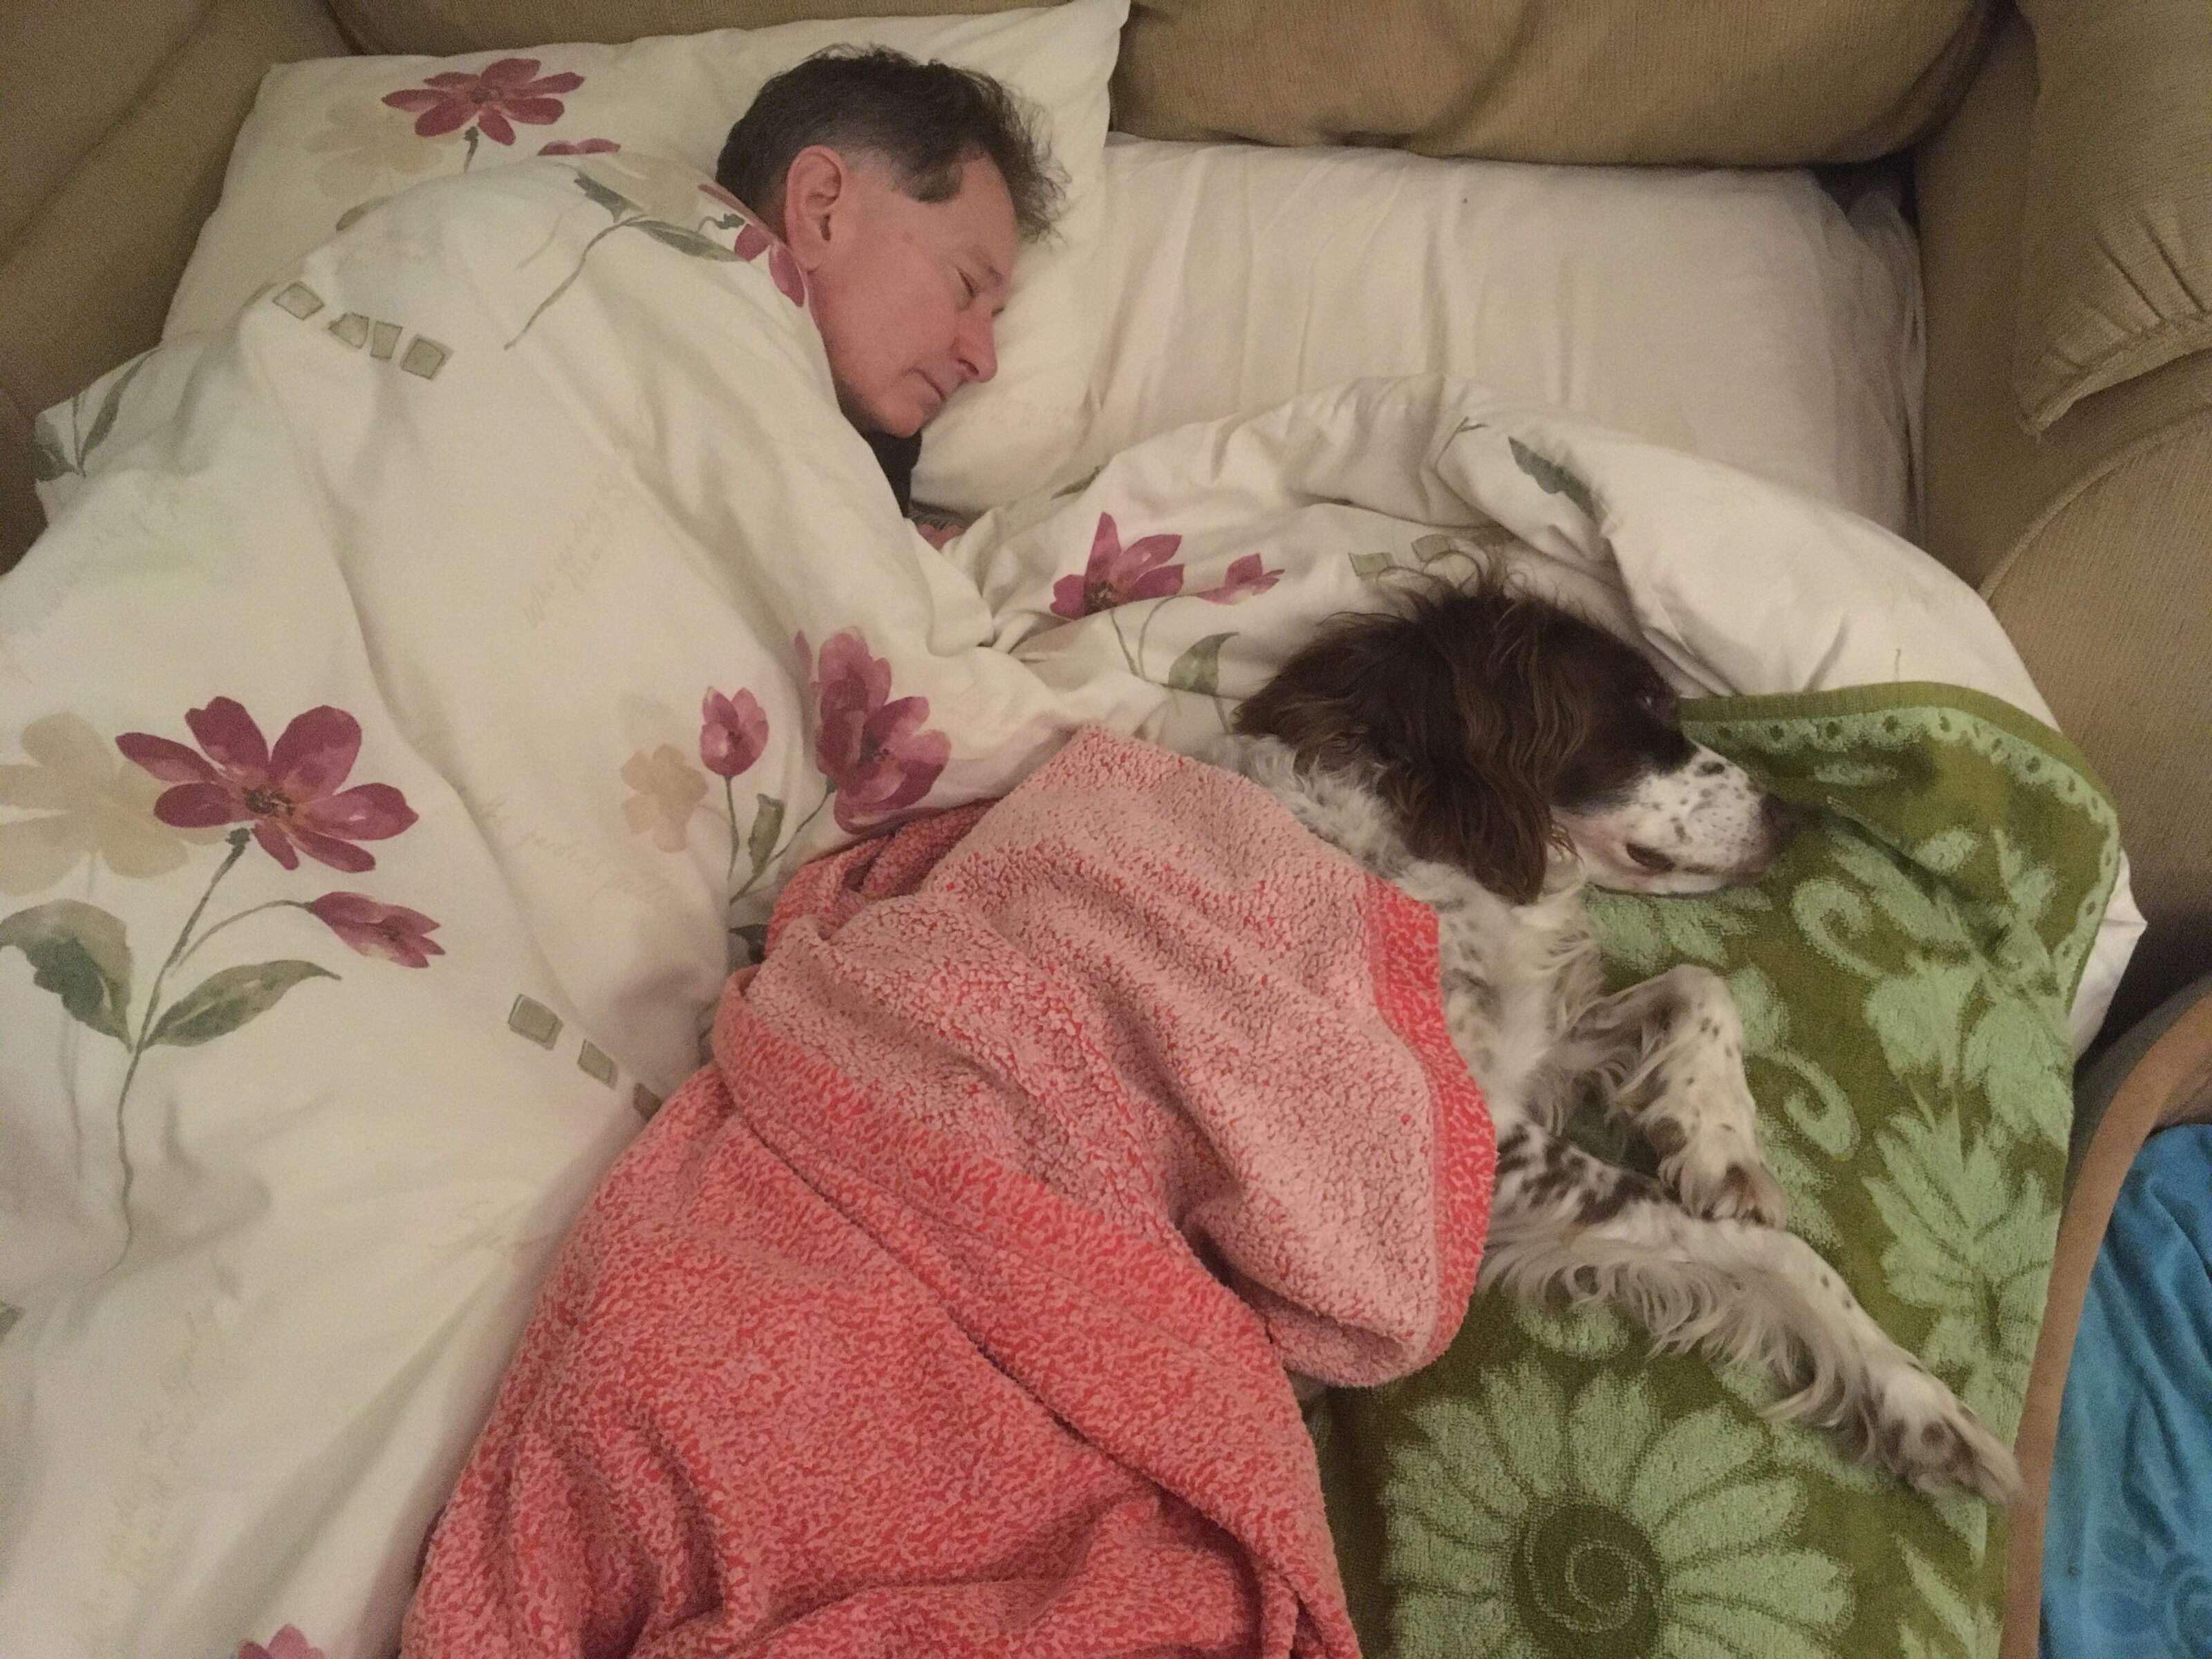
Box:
1074 138 1925 536
162 0 1127 514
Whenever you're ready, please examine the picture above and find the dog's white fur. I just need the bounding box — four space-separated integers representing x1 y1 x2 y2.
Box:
1207 730 2022 1503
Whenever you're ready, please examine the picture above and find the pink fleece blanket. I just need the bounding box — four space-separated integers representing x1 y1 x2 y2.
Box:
404 729 1492 1658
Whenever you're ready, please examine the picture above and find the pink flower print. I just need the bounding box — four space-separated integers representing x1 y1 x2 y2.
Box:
237 1629 324 1659
308 892 445 968
700 688 769 779
1050 513 1185 619
538 138 619 156
800 631 950 834
1195 553 1282 605
116 700 417 874
382 58 583 145
621 746 706 851
729 217 807 308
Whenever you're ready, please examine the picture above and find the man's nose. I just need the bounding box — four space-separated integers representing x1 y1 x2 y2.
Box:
955 312 998 384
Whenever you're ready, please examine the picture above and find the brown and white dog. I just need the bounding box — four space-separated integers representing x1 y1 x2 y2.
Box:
1209 575 2019 1502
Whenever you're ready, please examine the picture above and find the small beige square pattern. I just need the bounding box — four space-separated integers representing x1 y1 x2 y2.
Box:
398 337 450 380
507 994 562 1049
577 1041 617 1087
272 282 324 319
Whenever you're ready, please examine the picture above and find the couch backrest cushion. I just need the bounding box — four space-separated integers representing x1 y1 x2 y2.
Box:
1109 0 1998 167
2012 0 2212 431
329 0 1042 55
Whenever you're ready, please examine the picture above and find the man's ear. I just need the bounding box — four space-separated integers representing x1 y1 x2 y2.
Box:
779 145 851 272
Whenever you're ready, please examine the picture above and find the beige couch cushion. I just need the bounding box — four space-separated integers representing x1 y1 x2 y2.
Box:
1112 0 1996 165
1920 9 2212 1040
331 0 1044 55
2013 0 2212 431
0 0 346 572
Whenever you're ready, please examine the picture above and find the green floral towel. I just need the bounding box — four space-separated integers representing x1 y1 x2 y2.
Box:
1311 684 2122 1659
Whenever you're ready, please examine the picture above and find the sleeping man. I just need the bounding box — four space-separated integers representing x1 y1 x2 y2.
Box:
713 46 1064 517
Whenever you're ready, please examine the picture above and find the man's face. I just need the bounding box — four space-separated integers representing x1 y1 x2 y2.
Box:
787 151 1018 438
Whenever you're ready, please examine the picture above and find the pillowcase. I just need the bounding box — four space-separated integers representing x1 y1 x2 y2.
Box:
2012 0 2212 431
1112 0 1996 167
162 0 1127 513
1075 138 1926 536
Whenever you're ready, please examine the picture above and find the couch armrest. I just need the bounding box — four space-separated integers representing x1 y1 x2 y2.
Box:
2001 974 2212 1657
0 0 347 577
1916 8 2212 1032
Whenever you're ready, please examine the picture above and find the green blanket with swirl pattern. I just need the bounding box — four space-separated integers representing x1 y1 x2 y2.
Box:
1309 683 2123 1659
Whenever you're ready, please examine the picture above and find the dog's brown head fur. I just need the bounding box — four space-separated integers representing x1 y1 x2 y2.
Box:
1233 574 1697 903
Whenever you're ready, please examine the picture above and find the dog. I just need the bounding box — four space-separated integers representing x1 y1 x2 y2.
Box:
1210 575 2020 1503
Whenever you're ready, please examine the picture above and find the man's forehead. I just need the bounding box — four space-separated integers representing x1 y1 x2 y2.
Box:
855 152 1013 260
941 156 1018 277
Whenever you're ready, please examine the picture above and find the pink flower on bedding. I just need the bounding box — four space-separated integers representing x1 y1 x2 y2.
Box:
700 687 769 780
382 57 583 146
308 891 445 968
730 217 808 308
1194 552 1282 606
798 630 950 833
1050 513 1185 619
538 138 619 156
236 1627 323 1659
116 699 417 874
694 180 809 306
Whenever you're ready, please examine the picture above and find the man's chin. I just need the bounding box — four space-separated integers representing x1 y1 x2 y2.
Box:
840 391 929 440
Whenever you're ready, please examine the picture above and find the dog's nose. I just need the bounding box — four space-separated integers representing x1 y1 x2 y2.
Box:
1761 795 1803 843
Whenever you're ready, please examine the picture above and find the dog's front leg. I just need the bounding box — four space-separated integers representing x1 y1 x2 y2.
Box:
1553 964 1786 1227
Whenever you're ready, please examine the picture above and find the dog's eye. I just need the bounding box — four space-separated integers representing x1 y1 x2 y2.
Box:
1625 843 1677 874
1636 680 1678 721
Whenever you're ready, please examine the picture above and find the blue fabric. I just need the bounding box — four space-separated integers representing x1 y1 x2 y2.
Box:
2043 1124 2212 1658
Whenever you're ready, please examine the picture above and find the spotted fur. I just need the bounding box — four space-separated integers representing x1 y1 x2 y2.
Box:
1214 580 2019 1503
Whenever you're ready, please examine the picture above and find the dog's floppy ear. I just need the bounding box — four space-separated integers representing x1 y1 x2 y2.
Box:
1237 586 1569 903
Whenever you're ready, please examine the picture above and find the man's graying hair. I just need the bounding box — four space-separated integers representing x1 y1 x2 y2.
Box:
716 47 1064 242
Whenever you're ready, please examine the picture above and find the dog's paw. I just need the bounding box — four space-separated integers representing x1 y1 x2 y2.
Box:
1660 1131 1788 1228
1866 1362 2021 1505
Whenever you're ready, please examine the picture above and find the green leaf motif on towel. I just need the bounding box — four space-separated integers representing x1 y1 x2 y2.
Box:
1508 435 1600 522
1868 1109 2052 1429
0 898 135 1042
1897 1544 2000 1659
145 959 337 1049
1166 633 1235 697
